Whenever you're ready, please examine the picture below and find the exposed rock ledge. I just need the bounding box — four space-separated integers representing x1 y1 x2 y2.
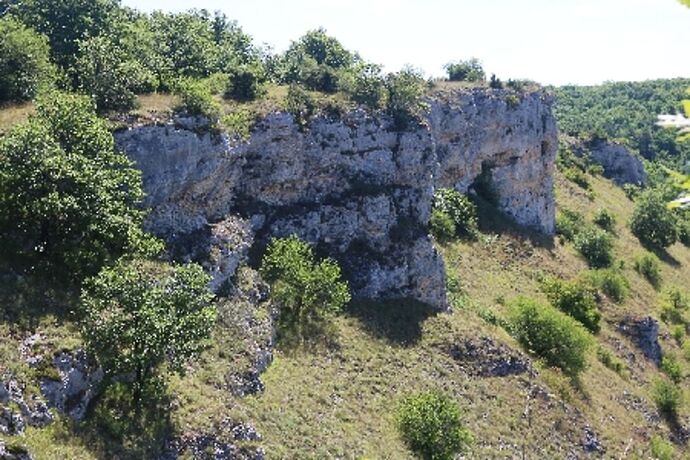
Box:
115 88 557 310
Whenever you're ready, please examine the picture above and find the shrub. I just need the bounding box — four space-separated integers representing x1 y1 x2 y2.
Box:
224 63 265 101
260 236 350 343
81 259 216 395
556 209 585 242
593 208 617 233
623 184 641 201
633 253 662 289
650 435 675 460
541 278 601 333
0 16 54 103
221 107 253 141
563 167 592 191
582 268 629 303
386 67 428 130
489 74 503 89
0 91 159 282
174 78 220 121
596 347 625 375
444 58 485 82
432 188 478 239
574 227 614 268
661 355 683 383
341 62 386 109
397 391 472 460
429 209 456 242
672 325 686 345
678 218 690 247
630 190 678 248
652 378 682 418
507 297 592 378
285 84 315 129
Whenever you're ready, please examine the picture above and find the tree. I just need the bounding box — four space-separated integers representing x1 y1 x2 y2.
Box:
340 62 386 109
14 0 119 69
81 259 216 396
444 58 485 82
0 16 54 102
386 67 428 130
0 91 158 282
630 190 679 248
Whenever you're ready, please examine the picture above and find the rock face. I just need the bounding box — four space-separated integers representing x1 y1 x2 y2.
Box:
618 316 662 365
0 378 52 436
115 88 557 309
575 139 647 186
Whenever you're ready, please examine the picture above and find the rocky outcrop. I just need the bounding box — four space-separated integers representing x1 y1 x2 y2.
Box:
0 442 33 460
115 88 557 310
0 378 52 436
618 316 662 365
571 138 647 186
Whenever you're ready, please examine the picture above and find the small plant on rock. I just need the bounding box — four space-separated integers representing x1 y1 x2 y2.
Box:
633 252 662 289
432 188 478 239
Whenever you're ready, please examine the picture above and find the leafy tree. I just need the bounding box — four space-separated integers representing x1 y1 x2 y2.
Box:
340 62 386 109
14 0 119 69
444 58 485 82
432 188 478 239
0 91 158 282
386 67 428 130
630 189 678 248
81 259 216 395
0 16 54 102
74 35 152 112
260 236 350 344
397 391 472 460
285 84 315 129
224 62 266 101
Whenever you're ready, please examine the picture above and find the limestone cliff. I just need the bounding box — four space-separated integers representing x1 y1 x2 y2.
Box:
115 88 558 310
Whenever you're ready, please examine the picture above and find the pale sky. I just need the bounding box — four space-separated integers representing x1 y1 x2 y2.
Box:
122 0 690 86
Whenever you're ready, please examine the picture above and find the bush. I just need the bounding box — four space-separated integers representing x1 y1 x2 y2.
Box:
432 188 478 239
678 218 690 247
386 67 428 130
582 268 629 303
429 209 456 242
397 391 472 460
593 208 617 233
507 297 592 378
489 74 503 89
563 167 592 191
650 435 675 460
541 278 601 333
556 209 585 242
0 91 159 282
596 347 625 375
574 227 614 268
221 107 253 141
341 62 386 109
623 184 641 201
285 84 315 129
174 78 220 121
672 324 686 345
260 236 350 344
661 355 683 383
633 252 662 289
443 58 485 82
652 378 682 418
630 190 678 248
81 259 216 394
0 16 54 102
224 63 265 101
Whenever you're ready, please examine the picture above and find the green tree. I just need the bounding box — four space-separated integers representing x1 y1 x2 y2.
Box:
397 391 472 460
81 259 216 396
386 67 428 130
260 236 350 344
0 16 54 102
0 91 158 282
340 62 386 109
444 58 485 82
630 190 678 248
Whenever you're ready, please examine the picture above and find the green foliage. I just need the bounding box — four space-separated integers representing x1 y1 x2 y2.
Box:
541 277 601 333
0 16 54 102
582 268 629 303
650 435 675 460
630 190 678 248
285 84 315 128
81 259 216 389
385 67 428 130
678 217 690 247
260 236 350 345
74 35 151 112
633 252 662 289
563 167 592 191
340 62 386 109
429 209 456 242
507 297 592 378
623 184 641 201
443 58 485 82
593 208 617 233
221 107 253 141
0 91 159 282
596 347 626 375
397 391 472 460
652 378 682 418
661 355 683 383
489 74 503 89
174 78 220 121
224 63 266 101
432 188 478 239
574 227 614 268
660 287 688 324
556 209 585 242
